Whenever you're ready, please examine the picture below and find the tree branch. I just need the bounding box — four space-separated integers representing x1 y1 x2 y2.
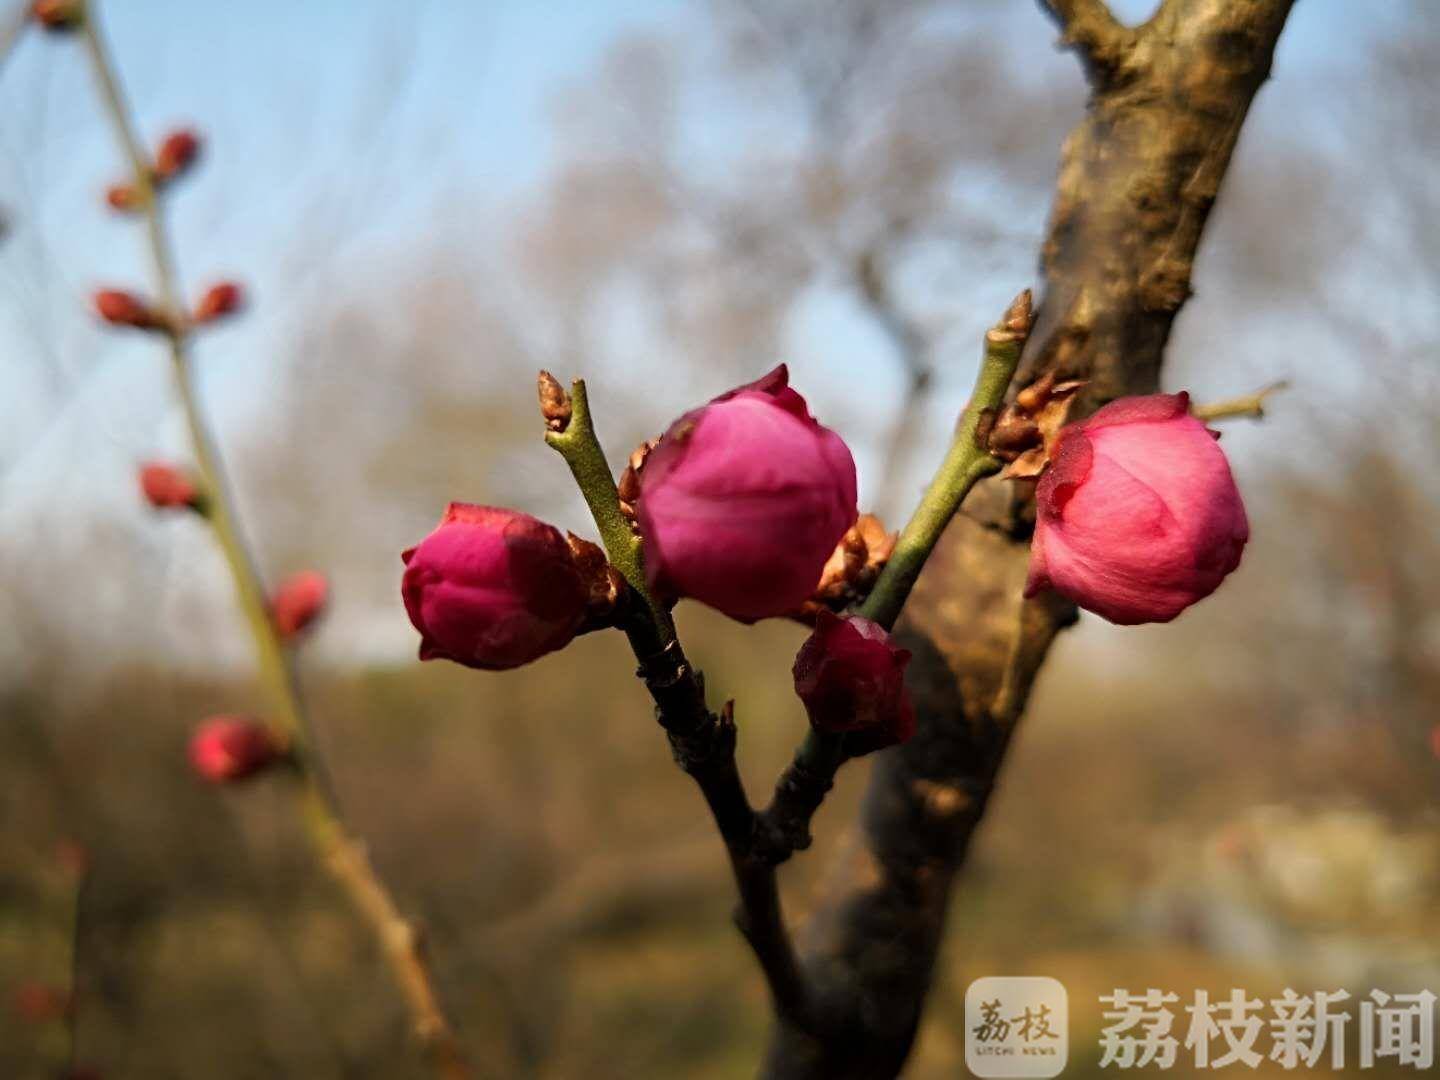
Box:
763 1 1297 1075
1038 0 1136 83
76 7 469 1075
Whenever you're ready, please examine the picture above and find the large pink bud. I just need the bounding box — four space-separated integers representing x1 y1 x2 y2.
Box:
792 610 915 748
401 503 588 670
638 365 858 622
188 716 283 784
1024 392 1249 625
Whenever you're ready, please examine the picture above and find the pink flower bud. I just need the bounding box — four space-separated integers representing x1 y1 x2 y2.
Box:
193 281 243 324
792 610 915 746
401 503 588 670
154 129 201 181
1024 392 1249 625
638 365 858 622
138 461 200 510
271 570 328 640
188 717 283 783
94 289 163 331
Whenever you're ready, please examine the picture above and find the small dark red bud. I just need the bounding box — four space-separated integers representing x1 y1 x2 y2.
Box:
94 289 164 331
31 0 82 31
270 570 328 640
11 982 71 1023
55 839 89 876
154 129 201 181
793 610 915 750
193 281 243 324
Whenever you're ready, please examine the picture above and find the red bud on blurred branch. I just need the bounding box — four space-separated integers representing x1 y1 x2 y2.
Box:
192 280 243 324
153 127 200 182
93 288 167 332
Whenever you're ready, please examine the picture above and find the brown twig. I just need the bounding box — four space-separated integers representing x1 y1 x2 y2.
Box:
1192 380 1289 421
74 6 469 1075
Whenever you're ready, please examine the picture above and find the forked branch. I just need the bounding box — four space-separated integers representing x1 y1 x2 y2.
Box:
1039 0 1136 82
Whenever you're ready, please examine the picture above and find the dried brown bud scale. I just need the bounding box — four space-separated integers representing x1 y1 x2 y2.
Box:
537 370 572 432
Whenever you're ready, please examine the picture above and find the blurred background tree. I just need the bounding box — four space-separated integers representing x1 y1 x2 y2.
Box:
1 1 1437 1077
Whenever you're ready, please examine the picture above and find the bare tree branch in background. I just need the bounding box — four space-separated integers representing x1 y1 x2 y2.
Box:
762 1 1297 1074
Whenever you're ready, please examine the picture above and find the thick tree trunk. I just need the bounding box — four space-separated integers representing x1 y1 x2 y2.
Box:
762 1 1297 1075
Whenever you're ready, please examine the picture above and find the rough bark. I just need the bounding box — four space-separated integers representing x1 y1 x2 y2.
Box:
762 1 1297 1075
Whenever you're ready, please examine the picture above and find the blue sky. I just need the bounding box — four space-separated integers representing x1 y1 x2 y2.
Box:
0 0 1422 671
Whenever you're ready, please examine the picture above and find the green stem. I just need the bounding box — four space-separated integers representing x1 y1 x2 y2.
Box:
1191 379 1288 422
859 290 1032 632
544 379 675 641
78 7 468 1075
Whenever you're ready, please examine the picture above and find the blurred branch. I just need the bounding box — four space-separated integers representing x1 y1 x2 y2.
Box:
62 848 88 1077
75 7 470 1076
0 1 28 79
1192 380 1289 422
764 1 1297 1075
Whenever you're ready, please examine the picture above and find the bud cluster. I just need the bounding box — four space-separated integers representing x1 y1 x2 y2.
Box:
402 358 1254 752
103 129 202 216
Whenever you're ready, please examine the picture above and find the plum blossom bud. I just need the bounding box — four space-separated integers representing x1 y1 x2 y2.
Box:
188 716 284 783
139 461 202 511
401 503 588 670
105 183 141 213
638 365 858 622
193 281 243 324
1024 392 1249 625
11 982 70 1023
31 0 82 31
536 370 571 432
94 289 164 331
154 129 201 181
271 570 328 640
792 610 915 747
